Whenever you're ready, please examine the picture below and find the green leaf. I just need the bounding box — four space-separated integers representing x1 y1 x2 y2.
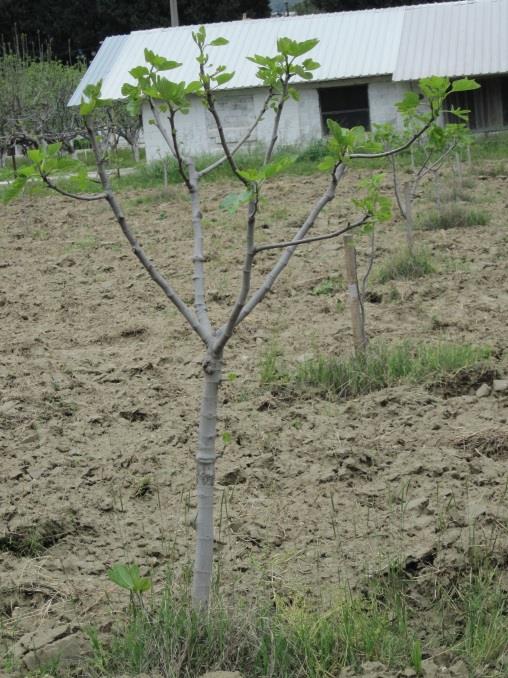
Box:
107 564 151 593
318 156 336 172
209 37 229 47
27 148 43 164
227 372 237 382
80 100 96 116
214 72 234 86
451 78 480 93
17 165 37 177
144 49 181 72
263 155 297 179
277 37 319 58
46 142 62 157
238 168 263 182
222 431 232 444
2 177 28 203
130 66 150 79
186 80 203 94
396 91 420 114
220 190 253 213
192 25 207 47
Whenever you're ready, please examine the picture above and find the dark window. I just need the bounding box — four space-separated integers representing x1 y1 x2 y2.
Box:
319 85 370 132
447 76 508 130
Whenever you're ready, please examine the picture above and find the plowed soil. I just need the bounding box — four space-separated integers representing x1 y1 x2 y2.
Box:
1 165 507 674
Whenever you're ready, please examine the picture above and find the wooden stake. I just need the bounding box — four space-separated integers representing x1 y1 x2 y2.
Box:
343 235 367 355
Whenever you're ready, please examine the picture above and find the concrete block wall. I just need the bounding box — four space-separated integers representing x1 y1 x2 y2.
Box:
368 80 410 128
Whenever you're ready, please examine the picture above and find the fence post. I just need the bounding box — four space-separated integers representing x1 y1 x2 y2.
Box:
343 235 367 355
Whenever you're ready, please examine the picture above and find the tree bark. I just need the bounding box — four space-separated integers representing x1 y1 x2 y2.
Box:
403 182 415 256
192 351 223 609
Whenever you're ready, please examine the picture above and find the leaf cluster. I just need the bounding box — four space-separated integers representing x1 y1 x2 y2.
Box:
248 37 319 104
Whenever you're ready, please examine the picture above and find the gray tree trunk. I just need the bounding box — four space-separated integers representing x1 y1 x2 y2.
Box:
403 182 415 256
192 351 223 608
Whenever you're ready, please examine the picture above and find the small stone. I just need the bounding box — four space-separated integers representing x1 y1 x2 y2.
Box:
406 496 430 513
493 379 508 392
21 432 39 445
475 383 491 397
22 633 87 671
421 658 440 677
0 400 17 415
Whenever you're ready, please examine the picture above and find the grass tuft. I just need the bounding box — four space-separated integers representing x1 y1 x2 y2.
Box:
418 205 489 231
289 342 491 399
376 248 435 283
83 563 508 677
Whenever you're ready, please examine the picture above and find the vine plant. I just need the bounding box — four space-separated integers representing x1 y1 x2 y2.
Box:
4 28 479 609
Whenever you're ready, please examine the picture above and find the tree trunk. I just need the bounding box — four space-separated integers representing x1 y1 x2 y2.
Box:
132 140 140 163
192 351 223 609
403 182 414 256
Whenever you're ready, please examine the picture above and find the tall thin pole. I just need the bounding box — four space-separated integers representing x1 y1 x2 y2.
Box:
170 0 179 26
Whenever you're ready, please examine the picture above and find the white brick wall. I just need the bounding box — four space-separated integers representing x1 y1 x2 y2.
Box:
368 80 410 128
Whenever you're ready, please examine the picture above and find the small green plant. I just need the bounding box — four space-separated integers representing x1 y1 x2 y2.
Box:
312 276 342 296
108 563 152 621
376 248 435 283
260 345 288 385
417 205 489 230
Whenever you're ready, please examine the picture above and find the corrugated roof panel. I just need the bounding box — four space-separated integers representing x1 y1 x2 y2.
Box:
68 35 128 106
72 8 404 102
394 0 508 81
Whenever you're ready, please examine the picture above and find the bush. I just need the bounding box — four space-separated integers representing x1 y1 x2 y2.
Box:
418 205 489 231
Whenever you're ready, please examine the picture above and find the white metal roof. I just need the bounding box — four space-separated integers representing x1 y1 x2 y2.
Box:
69 0 508 106
69 7 405 104
69 35 128 106
394 0 508 80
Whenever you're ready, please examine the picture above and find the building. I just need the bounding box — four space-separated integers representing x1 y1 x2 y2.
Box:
69 0 508 162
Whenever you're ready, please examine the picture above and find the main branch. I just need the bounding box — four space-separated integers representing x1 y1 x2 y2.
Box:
85 119 209 344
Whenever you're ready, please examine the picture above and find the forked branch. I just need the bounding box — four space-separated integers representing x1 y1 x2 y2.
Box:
234 163 346 326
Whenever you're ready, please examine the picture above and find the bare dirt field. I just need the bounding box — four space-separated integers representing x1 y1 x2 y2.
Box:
1 165 507 676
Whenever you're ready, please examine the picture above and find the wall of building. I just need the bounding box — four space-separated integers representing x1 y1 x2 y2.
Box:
142 79 410 162
368 80 410 128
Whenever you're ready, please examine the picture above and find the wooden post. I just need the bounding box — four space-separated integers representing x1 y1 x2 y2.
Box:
343 235 367 355
170 0 179 26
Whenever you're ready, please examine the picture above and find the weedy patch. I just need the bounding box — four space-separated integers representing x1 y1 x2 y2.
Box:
284 342 491 399
417 205 489 230
376 248 435 283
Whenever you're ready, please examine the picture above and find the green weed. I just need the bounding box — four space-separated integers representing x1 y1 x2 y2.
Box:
290 341 491 399
418 205 489 230
376 248 435 283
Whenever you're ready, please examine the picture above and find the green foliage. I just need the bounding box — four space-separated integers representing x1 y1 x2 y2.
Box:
108 564 152 594
376 248 435 283
290 341 491 398
418 206 489 231
353 173 391 227
0 52 85 152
